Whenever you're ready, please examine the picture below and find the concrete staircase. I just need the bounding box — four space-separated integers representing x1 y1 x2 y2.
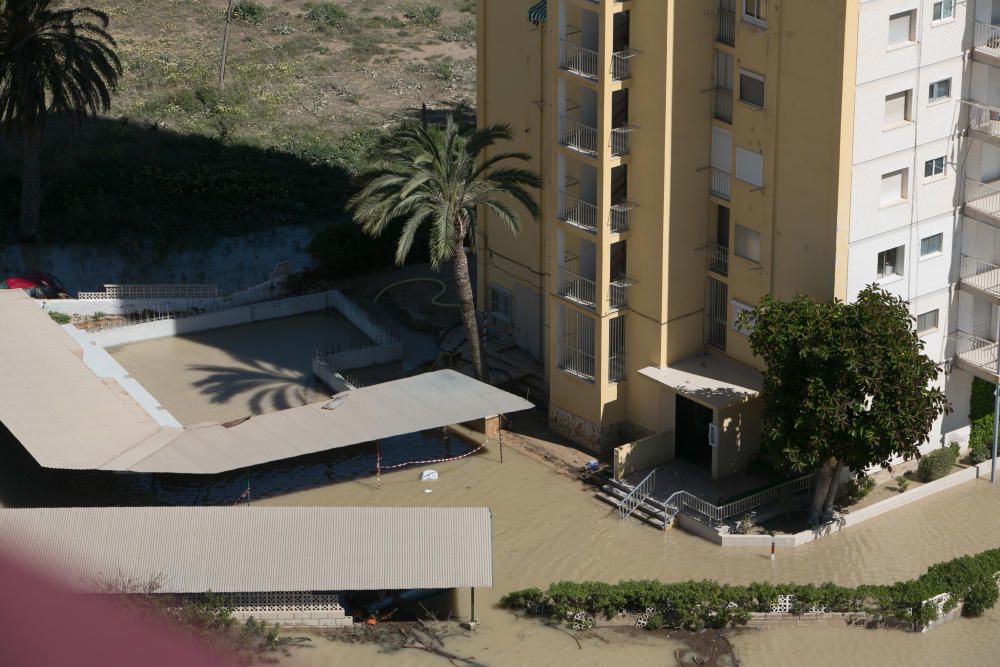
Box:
594 477 670 530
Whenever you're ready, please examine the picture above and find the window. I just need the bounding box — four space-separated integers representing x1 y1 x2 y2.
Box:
929 78 952 103
932 0 954 22
917 309 940 333
920 233 943 257
888 11 916 47
743 0 766 26
735 147 764 187
924 156 946 179
884 90 912 127
739 70 765 108
489 284 512 323
880 168 909 206
732 300 755 336
877 246 905 280
735 224 761 262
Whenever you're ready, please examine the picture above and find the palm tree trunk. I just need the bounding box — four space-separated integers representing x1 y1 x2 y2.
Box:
452 241 488 381
19 124 43 244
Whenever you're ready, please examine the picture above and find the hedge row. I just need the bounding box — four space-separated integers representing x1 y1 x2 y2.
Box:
499 548 1000 631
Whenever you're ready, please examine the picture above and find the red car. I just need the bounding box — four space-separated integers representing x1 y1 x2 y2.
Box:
1 272 68 299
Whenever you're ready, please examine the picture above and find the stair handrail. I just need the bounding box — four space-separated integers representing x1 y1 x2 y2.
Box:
618 469 656 521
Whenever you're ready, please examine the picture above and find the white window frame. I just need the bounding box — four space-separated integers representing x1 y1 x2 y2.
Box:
883 90 912 130
489 284 513 323
928 78 952 104
731 300 755 336
916 309 940 334
920 233 943 258
931 0 954 24
877 246 905 281
743 0 766 27
887 10 916 49
924 156 946 180
738 69 765 108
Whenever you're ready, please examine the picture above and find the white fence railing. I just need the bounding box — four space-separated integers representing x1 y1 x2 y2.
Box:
974 20 1000 58
609 201 634 233
78 284 218 300
558 266 597 308
710 167 731 200
950 331 1000 374
618 469 656 521
560 38 599 79
960 255 1000 296
965 177 1000 219
663 473 815 526
558 338 595 381
967 101 1000 139
558 191 598 232
610 126 632 156
559 117 598 155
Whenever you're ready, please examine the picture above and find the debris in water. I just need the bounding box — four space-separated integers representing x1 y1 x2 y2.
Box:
420 469 439 481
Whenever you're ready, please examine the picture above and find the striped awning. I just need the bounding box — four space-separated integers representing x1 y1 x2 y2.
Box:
528 0 547 24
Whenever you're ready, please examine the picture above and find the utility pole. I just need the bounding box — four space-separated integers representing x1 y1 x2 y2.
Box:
219 0 236 92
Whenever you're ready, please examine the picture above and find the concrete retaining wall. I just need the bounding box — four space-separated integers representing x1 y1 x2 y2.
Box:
42 298 216 317
614 431 674 481
327 341 403 371
229 609 353 628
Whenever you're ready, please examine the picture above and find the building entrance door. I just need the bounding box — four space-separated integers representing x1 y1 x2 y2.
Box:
674 395 713 469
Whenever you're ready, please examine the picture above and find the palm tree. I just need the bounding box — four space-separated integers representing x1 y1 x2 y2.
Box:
0 0 121 243
348 116 540 381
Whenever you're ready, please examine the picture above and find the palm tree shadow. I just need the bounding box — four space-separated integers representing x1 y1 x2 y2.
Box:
188 357 318 416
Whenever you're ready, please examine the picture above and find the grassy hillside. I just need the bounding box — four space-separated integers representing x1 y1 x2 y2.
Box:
0 0 477 250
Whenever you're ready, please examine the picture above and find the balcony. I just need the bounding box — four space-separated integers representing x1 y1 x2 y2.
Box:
609 201 635 233
968 101 1000 141
559 116 598 155
558 337 596 382
960 255 1000 300
974 21 1000 60
713 87 733 124
610 126 633 157
560 37 599 80
964 177 1000 222
558 266 597 308
949 331 999 382
717 8 735 46
558 191 598 233
609 279 632 310
612 49 637 81
709 243 729 276
710 167 731 201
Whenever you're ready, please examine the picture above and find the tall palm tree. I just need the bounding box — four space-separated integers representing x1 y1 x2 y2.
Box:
0 0 121 242
348 116 540 381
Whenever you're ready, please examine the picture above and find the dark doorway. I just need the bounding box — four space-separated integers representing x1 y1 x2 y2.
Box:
675 395 714 469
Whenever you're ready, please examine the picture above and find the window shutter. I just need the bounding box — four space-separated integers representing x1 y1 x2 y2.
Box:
735 147 763 187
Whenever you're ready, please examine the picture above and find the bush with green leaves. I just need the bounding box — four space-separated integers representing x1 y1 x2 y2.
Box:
305 2 349 28
969 427 991 464
845 474 875 503
499 548 1000 632
48 311 71 325
404 5 443 27
233 0 266 25
918 445 959 482
969 379 996 464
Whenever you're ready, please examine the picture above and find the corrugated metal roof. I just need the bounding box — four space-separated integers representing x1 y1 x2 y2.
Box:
0 290 533 474
0 506 493 592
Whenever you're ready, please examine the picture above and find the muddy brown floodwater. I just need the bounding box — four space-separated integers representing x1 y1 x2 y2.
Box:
256 444 1000 666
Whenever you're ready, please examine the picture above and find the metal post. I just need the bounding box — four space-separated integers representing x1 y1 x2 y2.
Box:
471 587 476 623
993 314 1000 484
499 415 504 464
376 440 382 489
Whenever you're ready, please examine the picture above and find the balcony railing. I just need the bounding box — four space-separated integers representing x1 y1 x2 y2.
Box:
968 101 1000 140
717 9 736 46
611 126 632 157
558 191 598 233
961 255 1000 299
558 338 596 381
558 266 597 308
709 243 729 276
949 331 1000 379
710 167 731 200
713 87 733 124
974 21 1000 59
609 352 626 383
559 116 598 155
609 201 635 233
609 279 631 310
612 49 637 81
965 177 1000 220
560 38 599 80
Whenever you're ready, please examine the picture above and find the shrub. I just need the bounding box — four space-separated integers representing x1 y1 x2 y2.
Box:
894 475 909 492
305 2 349 28
918 446 958 482
233 0 266 25
969 417 993 464
962 580 999 617
48 311 71 325
404 5 443 27
846 474 875 503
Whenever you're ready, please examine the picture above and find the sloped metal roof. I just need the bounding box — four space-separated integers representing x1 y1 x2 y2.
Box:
0 506 493 592
0 290 533 474
639 354 763 410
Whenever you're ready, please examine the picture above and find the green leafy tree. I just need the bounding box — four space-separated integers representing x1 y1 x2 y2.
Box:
738 285 949 524
348 115 540 381
0 0 121 243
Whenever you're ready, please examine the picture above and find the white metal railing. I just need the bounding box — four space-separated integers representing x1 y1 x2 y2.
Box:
608 353 626 383
78 284 219 300
974 20 1000 58
618 469 656 521
611 126 632 156
560 116 598 155
558 266 597 307
960 255 1000 296
560 38 599 79
663 473 815 525
558 191 598 232
717 9 736 46
609 201 634 233
967 101 1000 139
965 177 1000 219
713 87 733 123
710 167 731 200
709 243 729 276
609 279 630 310
558 338 596 381
612 49 636 81
950 331 1000 375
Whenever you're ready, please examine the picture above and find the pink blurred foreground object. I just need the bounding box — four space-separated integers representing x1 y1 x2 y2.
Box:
0 551 238 667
